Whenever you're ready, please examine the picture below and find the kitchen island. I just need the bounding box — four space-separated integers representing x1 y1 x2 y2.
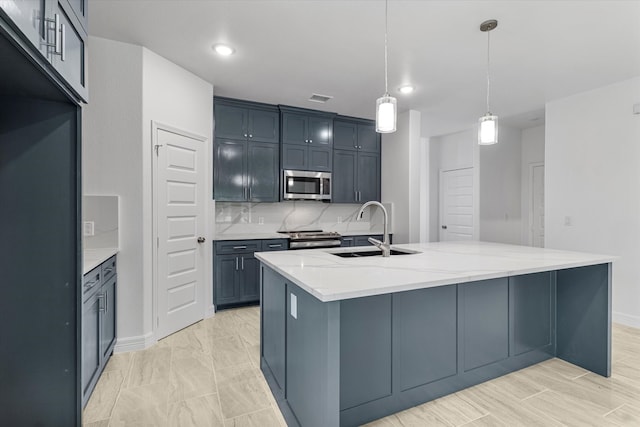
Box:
256 241 614 427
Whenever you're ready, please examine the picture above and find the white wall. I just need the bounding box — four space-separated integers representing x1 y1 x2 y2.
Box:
82 37 145 343
141 48 214 335
428 128 479 241
83 37 214 351
381 110 423 243
546 76 640 328
479 126 523 244
520 125 545 244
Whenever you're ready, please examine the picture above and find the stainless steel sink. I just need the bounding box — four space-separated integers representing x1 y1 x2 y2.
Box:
330 248 421 258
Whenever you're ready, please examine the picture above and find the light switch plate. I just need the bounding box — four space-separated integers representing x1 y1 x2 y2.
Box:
290 293 297 319
83 221 95 236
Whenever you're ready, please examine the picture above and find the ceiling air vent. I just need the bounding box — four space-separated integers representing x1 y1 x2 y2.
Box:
308 93 333 103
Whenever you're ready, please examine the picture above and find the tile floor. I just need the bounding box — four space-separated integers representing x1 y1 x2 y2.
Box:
83 306 640 426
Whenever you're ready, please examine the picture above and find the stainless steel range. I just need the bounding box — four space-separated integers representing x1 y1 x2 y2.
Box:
279 230 342 249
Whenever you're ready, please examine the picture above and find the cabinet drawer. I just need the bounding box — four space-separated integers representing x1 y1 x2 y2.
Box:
83 266 101 298
101 256 116 282
215 240 261 254
262 239 289 251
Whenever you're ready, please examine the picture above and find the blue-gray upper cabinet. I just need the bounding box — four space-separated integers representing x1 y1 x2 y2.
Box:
214 98 279 144
280 107 335 172
332 117 381 203
214 139 279 202
0 0 88 102
334 120 379 153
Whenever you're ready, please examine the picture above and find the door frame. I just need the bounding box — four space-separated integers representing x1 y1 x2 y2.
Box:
528 161 545 247
151 121 213 341
439 167 478 241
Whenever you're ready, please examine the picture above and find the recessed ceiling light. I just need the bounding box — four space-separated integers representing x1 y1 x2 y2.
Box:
399 85 414 94
212 44 235 56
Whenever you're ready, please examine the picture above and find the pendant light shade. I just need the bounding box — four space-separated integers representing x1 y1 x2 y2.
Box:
376 94 397 133
478 19 498 145
478 113 498 145
376 0 397 134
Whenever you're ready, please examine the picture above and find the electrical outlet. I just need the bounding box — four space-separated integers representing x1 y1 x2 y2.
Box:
564 216 572 226
337 216 343 223
258 216 264 225
83 221 95 236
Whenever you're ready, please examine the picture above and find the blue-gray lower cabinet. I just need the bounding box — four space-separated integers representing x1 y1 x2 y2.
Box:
214 239 288 310
260 263 611 427
81 255 117 407
341 234 389 247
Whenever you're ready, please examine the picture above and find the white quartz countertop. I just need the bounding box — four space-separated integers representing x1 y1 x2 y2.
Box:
84 248 118 275
255 241 616 302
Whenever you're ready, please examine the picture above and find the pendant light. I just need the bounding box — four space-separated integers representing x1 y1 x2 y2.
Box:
478 19 498 145
376 0 397 133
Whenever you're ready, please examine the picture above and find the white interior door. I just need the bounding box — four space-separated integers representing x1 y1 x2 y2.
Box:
440 168 475 241
155 125 207 339
529 163 545 247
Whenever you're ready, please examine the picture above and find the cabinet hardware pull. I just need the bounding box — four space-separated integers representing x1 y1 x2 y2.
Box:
268 244 281 248
233 246 247 250
241 257 244 270
244 133 248 137
54 14 61 55
249 134 253 138
104 290 108 314
60 23 66 61
236 257 239 270
309 139 312 143
343 238 353 241
98 293 105 312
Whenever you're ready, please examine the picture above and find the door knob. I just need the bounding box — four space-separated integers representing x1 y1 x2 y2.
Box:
197 237 206 243
441 225 448 230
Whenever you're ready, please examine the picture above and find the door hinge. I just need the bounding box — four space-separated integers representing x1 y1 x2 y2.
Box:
154 144 163 155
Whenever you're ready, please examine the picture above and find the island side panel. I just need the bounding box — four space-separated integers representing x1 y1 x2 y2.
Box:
261 266 286 399
556 263 612 377
286 282 341 427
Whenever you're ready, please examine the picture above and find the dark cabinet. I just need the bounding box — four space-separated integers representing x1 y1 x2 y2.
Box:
280 107 335 172
332 118 381 203
341 234 386 247
81 256 117 407
214 139 279 202
214 239 289 310
214 98 280 202
0 0 88 101
215 98 279 144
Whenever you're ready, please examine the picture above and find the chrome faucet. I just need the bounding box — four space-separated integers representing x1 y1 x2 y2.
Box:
356 201 391 257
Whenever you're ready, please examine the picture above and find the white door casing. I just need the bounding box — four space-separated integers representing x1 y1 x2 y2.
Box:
153 123 207 340
529 162 545 247
439 168 475 241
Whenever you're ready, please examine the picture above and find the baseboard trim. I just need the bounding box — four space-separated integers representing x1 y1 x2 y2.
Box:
205 304 216 318
613 311 640 329
114 332 155 353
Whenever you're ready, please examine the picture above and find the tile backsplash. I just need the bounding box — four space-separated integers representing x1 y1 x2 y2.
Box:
215 201 392 236
83 195 119 249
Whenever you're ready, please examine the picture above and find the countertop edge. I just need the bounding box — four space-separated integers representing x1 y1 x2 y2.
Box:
83 248 118 275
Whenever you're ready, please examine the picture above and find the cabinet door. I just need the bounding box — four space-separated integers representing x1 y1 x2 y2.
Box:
49 1 87 101
100 276 116 361
307 146 332 172
341 236 355 247
354 235 383 246
307 116 332 146
63 0 87 32
281 113 308 145
81 292 101 401
357 152 380 202
214 140 247 201
281 144 307 170
215 255 240 305
333 121 358 150
332 149 357 203
248 142 279 202
0 0 47 53
357 123 379 152
248 109 279 143
239 254 260 302
215 104 248 140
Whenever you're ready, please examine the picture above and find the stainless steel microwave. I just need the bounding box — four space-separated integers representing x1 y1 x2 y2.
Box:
283 170 331 201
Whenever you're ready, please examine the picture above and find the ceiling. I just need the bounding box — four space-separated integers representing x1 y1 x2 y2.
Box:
88 0 640 137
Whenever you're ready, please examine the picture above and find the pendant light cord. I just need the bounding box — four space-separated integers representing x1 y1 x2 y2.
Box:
486 29 491 113
384 0 389 96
